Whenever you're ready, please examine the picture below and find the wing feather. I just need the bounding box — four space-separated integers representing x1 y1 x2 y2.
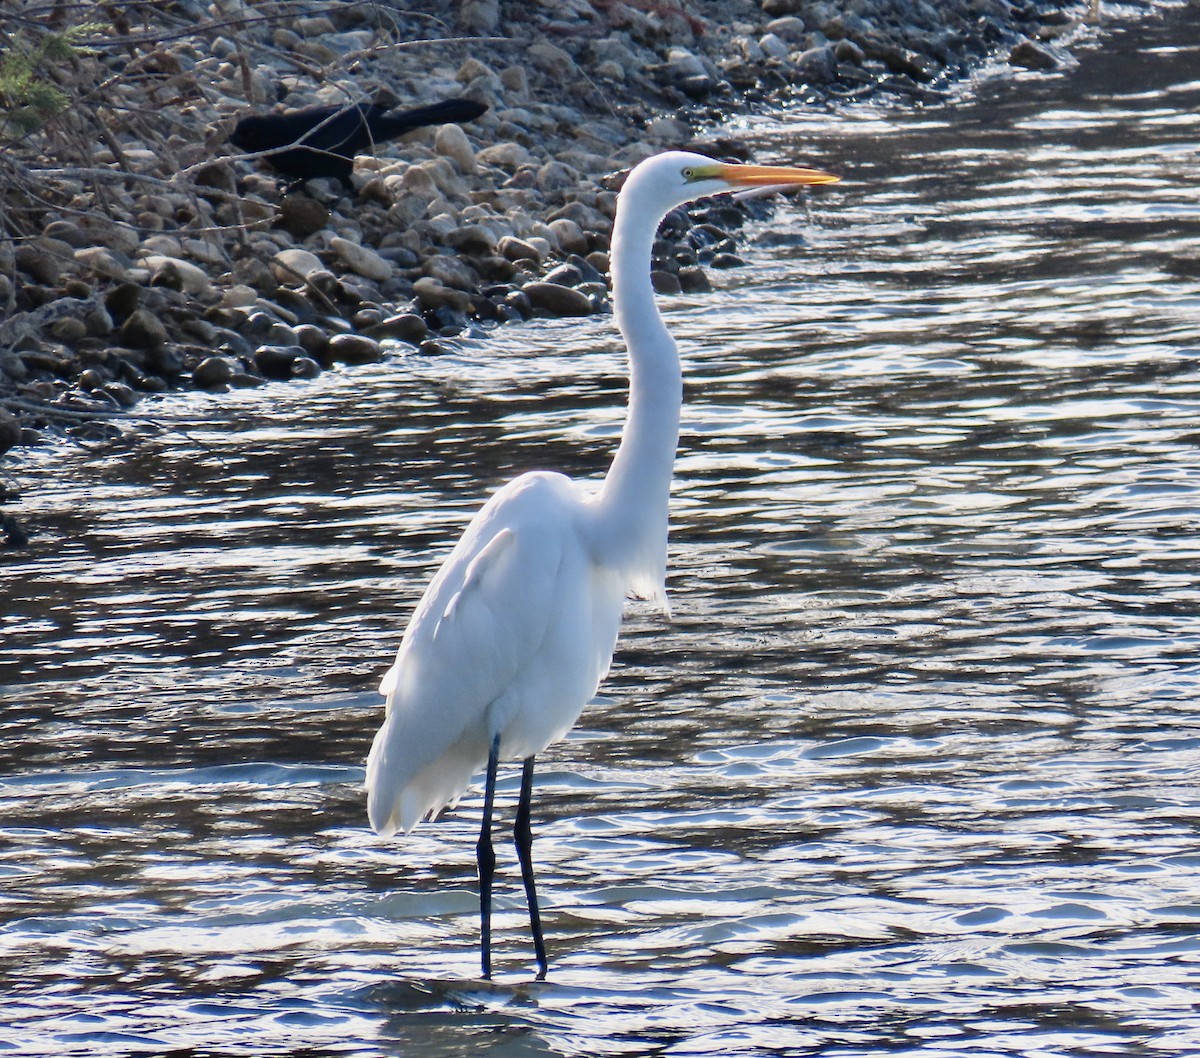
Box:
366 474 577 835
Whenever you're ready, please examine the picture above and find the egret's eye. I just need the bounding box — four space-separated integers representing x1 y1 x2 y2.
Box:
682 166 696 180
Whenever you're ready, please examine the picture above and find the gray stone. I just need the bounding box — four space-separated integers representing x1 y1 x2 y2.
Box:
523 281 593 317
272 247 325 282
15 245 62 285
793 45 839 84
1009 38 1073 71
651 270 682 295
325 332 383 365
435 122 478 174
119 308 169 349
330 237 393 282
497 235 543 263
143 254 212 295
193 355 237 388
363 312 428 345
413 277 473 313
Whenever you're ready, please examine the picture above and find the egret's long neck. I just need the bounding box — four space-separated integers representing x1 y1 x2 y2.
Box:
595 192 682 583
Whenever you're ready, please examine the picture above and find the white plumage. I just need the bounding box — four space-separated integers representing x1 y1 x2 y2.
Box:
364 150 838 978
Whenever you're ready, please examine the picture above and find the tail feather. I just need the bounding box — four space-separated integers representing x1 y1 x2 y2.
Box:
374 97 487 139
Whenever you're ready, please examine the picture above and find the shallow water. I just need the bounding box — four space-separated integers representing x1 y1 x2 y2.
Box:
4 6 1200 1056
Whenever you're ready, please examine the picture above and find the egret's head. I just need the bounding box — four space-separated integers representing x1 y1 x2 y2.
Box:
620 150 839 216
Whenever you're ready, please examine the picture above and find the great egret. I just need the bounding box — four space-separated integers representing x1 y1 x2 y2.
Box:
366 150 839 979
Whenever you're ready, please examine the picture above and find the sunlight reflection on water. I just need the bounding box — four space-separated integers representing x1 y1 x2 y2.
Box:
3 8 1200 1057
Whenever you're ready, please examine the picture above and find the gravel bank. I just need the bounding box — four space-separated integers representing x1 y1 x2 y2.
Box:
0 0 1106 527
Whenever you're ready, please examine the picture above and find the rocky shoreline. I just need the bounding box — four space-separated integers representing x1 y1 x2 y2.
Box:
0 0 1105 540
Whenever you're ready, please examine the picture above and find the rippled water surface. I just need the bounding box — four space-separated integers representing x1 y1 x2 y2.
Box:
4 8 1200 1056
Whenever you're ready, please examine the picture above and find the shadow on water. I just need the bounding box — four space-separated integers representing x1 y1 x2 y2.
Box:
2 6 1200 1056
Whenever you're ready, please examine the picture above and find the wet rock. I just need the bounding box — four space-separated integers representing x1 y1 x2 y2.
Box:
325 332 383 365
254 344 306 379
1 512 29 548
1009 38 1074 71
119 308 169 349
0 410 21 456
293 323 331 360
192 355 237 388
78 367 107 392
650 270 682 295
834 39 866 65
330 237 393 282
678 266 712 293
523 281 593 317
102 381 138 407
290 356 322 379
362 312 428 345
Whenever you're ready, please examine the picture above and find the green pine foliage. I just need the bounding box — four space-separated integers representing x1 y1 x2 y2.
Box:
0 23 103 136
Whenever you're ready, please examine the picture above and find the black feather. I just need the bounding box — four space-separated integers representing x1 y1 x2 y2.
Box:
229 97 488 185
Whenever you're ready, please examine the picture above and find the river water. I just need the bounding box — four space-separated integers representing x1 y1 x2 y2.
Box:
3 6 1200 1056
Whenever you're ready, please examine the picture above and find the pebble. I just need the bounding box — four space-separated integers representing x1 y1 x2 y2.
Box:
759 33 791 61
14 246 62 286
478 142 532 169
271 248 325 282
435 123 478 174
523 280 593 317
1009 38 1072 71
192 355 237 388
325 333 384 365
330 237 394 282
144 255 212 296
362 313 428 345
119 308 169 348
497 235 543 263
254 344 305 379
413 276 473 313
547 218 588 255
279 195 330 238
0 0 1081 458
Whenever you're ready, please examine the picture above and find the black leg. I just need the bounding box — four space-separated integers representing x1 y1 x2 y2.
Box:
477 732 501 979
514 755 548 980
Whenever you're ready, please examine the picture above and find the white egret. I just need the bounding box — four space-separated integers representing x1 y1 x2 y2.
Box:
366 150 839 979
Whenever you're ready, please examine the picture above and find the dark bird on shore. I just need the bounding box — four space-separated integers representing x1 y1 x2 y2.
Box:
229 97 487 186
